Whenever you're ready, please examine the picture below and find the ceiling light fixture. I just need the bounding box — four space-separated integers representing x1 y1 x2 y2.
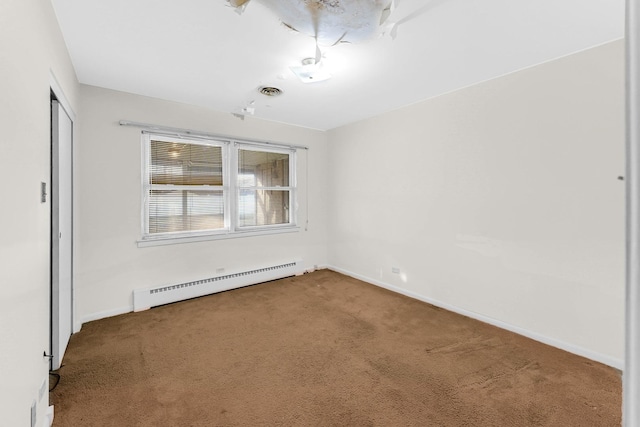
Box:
290 57 332 84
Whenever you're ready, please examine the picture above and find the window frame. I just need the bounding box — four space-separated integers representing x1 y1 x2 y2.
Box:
232 142 297 232
140 132 298 246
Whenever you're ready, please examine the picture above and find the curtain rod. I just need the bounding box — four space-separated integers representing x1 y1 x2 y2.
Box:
118 120 309 150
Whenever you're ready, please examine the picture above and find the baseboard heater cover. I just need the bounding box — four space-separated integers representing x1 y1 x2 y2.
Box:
133 259 303 312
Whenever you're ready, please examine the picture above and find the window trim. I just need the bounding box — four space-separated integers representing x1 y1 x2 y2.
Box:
232 142 297 232
139 132 298 247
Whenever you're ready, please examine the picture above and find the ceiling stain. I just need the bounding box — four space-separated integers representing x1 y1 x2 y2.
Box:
228 0 395 46
305 0 343 13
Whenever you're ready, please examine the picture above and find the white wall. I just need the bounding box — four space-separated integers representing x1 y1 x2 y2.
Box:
75 85 329 323
0 0 79 425
327 40 625 367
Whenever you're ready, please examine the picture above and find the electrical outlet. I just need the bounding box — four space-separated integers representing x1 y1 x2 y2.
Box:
391 267 400 274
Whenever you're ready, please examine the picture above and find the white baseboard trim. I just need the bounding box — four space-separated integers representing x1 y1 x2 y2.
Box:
44 405 54 427
80 306 133 328
327 265 624 371
306 264 329 273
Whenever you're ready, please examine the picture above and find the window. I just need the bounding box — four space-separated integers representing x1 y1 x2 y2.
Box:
142 133 296 243
237 149 291 227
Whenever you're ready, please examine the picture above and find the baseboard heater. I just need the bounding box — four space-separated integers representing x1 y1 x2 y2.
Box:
133 259 303 312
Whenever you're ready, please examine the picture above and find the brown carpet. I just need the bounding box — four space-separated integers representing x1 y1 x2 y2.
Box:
50 270 621 426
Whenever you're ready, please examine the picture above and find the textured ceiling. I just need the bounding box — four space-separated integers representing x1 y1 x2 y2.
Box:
51 0 624 130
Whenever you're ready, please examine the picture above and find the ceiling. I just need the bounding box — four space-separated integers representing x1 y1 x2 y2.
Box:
51 0 624 131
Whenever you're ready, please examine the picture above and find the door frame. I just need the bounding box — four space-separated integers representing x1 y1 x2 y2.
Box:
49 73 77 373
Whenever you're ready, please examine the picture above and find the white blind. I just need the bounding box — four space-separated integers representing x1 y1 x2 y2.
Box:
151 140 222 186
148 139 225 234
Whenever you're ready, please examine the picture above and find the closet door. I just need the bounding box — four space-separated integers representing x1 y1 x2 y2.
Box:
51 99 73 370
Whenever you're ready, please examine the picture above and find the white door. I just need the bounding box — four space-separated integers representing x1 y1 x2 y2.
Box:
51 99 73 371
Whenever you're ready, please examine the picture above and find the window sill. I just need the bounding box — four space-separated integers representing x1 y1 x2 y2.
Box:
137 226 300 248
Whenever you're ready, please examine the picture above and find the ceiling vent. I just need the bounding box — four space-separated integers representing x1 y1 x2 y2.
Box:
259 86 282 97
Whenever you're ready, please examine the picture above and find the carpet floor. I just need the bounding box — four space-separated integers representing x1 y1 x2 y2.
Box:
50 270 621 426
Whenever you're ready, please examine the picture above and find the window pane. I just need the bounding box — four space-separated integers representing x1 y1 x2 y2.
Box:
238 149 289 187
151 140 223 186
238 190 290 227
149 189 225 234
